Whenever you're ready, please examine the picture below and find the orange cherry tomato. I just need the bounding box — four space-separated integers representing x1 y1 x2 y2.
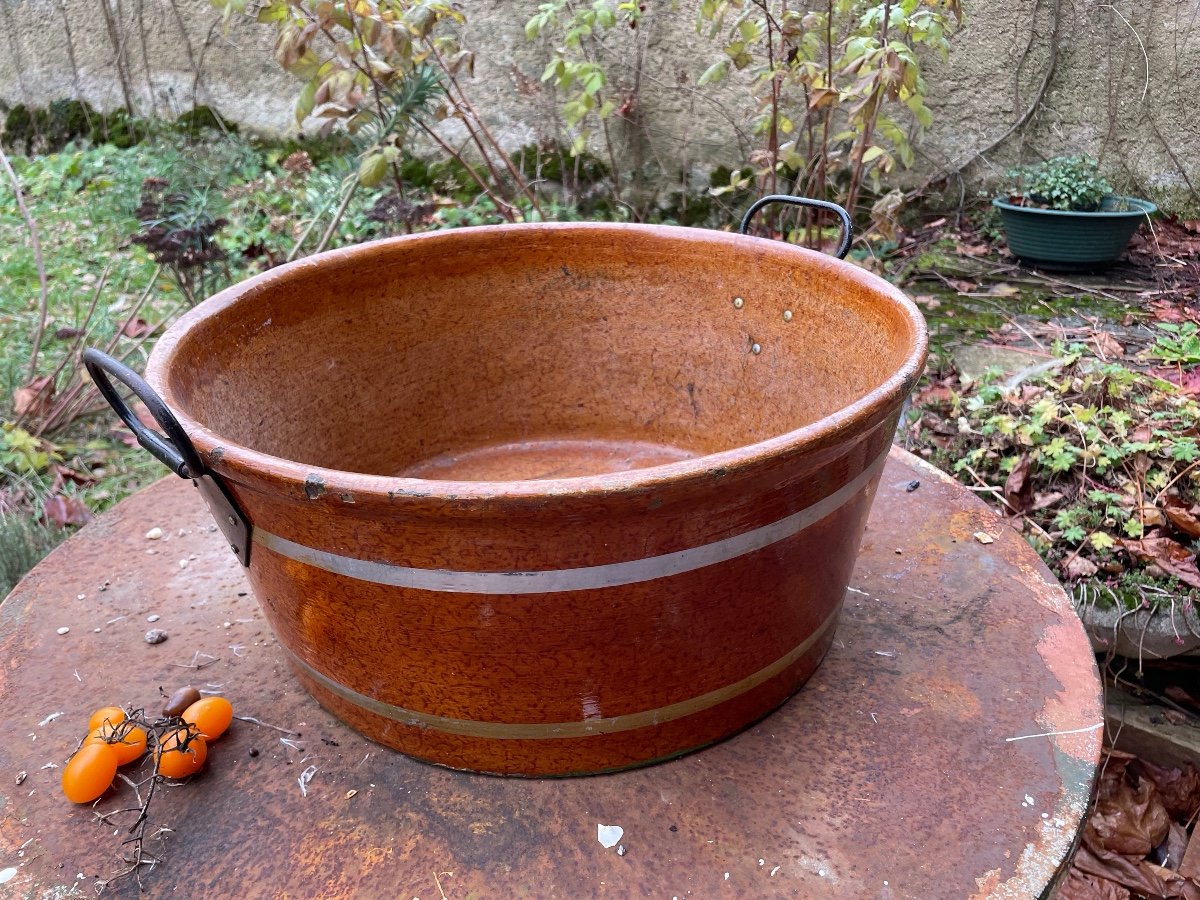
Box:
62 742 118 803
86 723 148 766
181 696 233 741
87 706 126 732
158 726 207 779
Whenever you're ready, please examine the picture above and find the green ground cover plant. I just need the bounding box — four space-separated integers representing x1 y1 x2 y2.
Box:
911 338 1200 616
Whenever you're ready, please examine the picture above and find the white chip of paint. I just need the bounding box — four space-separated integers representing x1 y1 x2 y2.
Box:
973 531 995 544
0 867 17 884
597 824 624 848
1025 794 1035 805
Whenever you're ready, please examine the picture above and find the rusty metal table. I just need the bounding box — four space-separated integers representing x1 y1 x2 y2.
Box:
0 447 1101 898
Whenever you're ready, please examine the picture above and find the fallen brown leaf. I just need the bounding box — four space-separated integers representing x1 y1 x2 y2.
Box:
1181 826 1200 880
1058 868 1131 900
914 384 953 406
955 242 990 257
42 495 92 528
1150 300 1200 324
1119 535 1200 590
1163 823 1191 871
49 464 96 494
1137 505 1168 529
948 277 977 293
53 326 83 340
1163 497 1200 538
1163 685 1200 713
12 375 55 418
1032 490 1064 511
1136 760 1200 821
1154 366 1200 396
1086 763 1171 856
1064 555 1100 580
110 427 138 448
122 317 150 338
1092 331 1126 360
1003 454 1033 513
1074 844 1200 899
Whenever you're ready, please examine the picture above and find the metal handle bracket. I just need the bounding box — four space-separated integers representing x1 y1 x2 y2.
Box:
739 195 854 259
83 348 251 566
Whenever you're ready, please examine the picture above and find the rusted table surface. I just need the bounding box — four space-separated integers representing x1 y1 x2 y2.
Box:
0 448 1101 898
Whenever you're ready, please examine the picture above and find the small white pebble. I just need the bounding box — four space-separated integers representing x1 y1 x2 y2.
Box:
223 621 232 628
76 593 85 601
0 868 18 885
751 342 761 354
56 626 69 635
783 309 793 322
145 527 163 540
732 297 744 309
819 869 827 877
93 627 101 633
770 866 781 876
724 873 730 881
758 859 765 867
147 614 160 623
178 559 189 569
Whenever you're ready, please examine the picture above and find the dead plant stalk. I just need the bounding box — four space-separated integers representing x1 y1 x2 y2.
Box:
0 143 50 386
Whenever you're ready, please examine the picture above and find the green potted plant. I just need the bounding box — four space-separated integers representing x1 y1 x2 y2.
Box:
992 155 1156 269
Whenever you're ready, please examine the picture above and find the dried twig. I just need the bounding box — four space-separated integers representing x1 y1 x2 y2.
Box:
233 715 300 736
0 143 50 383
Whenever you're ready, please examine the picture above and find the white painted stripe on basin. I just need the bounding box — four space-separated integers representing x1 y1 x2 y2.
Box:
254 447 887 595
284 602 841 740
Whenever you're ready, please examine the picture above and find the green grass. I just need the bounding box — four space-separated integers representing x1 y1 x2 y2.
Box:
0 126 407 583
0 514 62 598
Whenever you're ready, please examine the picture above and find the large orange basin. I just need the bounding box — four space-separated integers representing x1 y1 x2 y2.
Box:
112 221 926 775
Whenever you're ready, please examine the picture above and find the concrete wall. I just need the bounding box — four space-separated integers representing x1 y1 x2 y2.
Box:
2 0 1197 214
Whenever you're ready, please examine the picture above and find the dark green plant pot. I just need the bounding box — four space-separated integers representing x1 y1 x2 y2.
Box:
991 195 1157 270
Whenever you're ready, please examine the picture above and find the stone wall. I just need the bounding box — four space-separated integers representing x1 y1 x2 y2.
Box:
2 0 1197 214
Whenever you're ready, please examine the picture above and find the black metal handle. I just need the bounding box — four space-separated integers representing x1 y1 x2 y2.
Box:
739 195 853 260
83 348 202 479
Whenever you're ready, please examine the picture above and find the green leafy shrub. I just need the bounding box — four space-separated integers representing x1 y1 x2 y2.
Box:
1006 156 1113 212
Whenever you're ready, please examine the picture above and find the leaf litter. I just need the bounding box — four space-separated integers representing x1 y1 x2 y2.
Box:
1061 749 1200 898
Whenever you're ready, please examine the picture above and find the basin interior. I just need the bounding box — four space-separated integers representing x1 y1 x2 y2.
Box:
160 225 920 481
